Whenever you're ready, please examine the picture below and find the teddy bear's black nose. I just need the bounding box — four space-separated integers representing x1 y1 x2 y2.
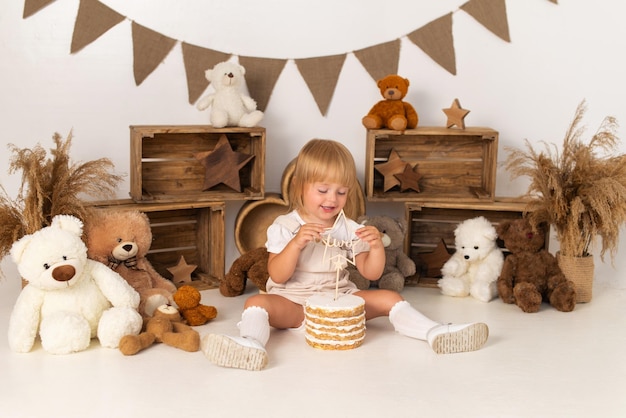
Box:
52 265 75 282
464 255 470 260
227 72 234 78
122 244 133 252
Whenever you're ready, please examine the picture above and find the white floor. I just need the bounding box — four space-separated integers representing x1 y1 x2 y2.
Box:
1 270 625 418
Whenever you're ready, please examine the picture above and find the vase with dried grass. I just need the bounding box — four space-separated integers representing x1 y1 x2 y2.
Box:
0 132 123 284
504 101 626 302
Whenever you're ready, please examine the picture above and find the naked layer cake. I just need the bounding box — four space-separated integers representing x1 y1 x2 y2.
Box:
304 293 366 350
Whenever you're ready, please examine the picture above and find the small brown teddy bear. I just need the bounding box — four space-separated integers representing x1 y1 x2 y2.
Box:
220 247 269 297
496 218 576 313
348 215 416 292
173 285 217 326
118 304 200 355
85 210 177 318
362 74 419 131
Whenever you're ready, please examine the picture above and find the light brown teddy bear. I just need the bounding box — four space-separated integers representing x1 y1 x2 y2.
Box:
362 74 419 131
85 210 177 318
348 215 416 292
173 285 217 326
496 218 576 313
118 304 200 355
220 247 269 297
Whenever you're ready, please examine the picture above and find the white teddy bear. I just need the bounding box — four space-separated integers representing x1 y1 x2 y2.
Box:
196 60 264 128
8 215 143 354
438 216 504 302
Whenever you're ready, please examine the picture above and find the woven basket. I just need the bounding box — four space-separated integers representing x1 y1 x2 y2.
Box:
556 252 594 303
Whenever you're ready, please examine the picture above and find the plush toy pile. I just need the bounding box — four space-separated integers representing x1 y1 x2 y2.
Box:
362 74 418 131
438 216 504 302
196 60 264 128
85 210 177 318
8 215 142 354
496 218 576 312
349 215 415 292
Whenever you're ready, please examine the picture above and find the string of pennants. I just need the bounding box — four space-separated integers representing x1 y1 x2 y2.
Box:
23 0 557 116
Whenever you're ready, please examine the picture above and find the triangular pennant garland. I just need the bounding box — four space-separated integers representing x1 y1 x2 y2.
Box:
181 43 231 104
23 0 56 18
461 0 511 42
238 56 287 112
132 22 177 86
353 39 401 83
295 54 346 116
407 13 456 75
25 0 558 115
70 0 124 54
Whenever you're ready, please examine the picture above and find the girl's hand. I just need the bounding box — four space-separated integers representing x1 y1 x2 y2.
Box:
292 223 326 250
356 225 384 250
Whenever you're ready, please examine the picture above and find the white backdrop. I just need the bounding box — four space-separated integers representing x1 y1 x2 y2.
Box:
1 0 625 287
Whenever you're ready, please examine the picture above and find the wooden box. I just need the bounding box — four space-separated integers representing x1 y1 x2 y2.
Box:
90 200 225 291
130 125 265 202
365 127 498 203
404 199 547 287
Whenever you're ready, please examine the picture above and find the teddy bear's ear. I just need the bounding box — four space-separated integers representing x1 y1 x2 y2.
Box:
238 64 246 76
51 215 84 237
205 68 213 80
10 234 32 265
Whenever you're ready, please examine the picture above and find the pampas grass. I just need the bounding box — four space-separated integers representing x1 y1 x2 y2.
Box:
0 132 123 265
504 101 626 261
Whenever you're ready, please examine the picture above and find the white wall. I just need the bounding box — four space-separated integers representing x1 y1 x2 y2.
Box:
1 0 625 288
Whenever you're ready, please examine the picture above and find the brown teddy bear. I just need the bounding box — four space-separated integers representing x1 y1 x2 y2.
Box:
220 247 269 297
173 285 217 326
118 304 200 355
496 218 576 313
362 74 418 131
348 215 416 292
85 210 177 318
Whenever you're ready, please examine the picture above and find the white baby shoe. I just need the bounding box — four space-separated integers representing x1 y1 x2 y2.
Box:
426 322 489 354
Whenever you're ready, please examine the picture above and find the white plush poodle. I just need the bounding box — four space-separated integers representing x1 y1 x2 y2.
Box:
438 216 504 302
8 215 143 354
196 60 264 128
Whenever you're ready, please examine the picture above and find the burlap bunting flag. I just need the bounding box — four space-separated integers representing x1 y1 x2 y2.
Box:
70 0 124 54
23 0 55 18
238 56 287 112
353 39 401 83
407 13 456 75
295 54 346 116
461 0 511 42
181 43 231 104
24 0 558 115
132 22 177 86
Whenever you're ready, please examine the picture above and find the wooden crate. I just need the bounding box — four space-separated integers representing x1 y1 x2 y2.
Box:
90 200 225 291
365 127 498 203
130 125 265 202
404 199 547 287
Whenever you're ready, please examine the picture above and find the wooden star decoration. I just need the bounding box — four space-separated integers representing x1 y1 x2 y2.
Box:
418 239 452 277
374 149 408 192
442 98 470 129
167 256 197 285
393 163 422 192
195 135 255 192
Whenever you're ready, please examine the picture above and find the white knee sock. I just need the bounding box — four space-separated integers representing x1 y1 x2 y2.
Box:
388 301 439 340
238 306 270 346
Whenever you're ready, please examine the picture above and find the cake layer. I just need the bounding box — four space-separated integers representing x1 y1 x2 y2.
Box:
305 312 365 328
304 294 366 351
305 294 365 318
305 336 365 350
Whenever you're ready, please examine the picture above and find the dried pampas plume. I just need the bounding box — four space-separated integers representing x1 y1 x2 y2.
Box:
0 132 124 272
505 101 626 261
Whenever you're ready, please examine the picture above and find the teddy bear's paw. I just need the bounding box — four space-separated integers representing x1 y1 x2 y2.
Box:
378 273 405 292
470 281 497 302
98 307 143 348
239 110 263 127
210 110 229 128
40 312 91 354
550 282 576 312
362 115 381 129
438 277 470 297
513 283 542 313
144 294 169 317
388 115 408 131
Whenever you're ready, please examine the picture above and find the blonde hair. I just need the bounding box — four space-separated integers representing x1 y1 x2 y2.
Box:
289 139 358 212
